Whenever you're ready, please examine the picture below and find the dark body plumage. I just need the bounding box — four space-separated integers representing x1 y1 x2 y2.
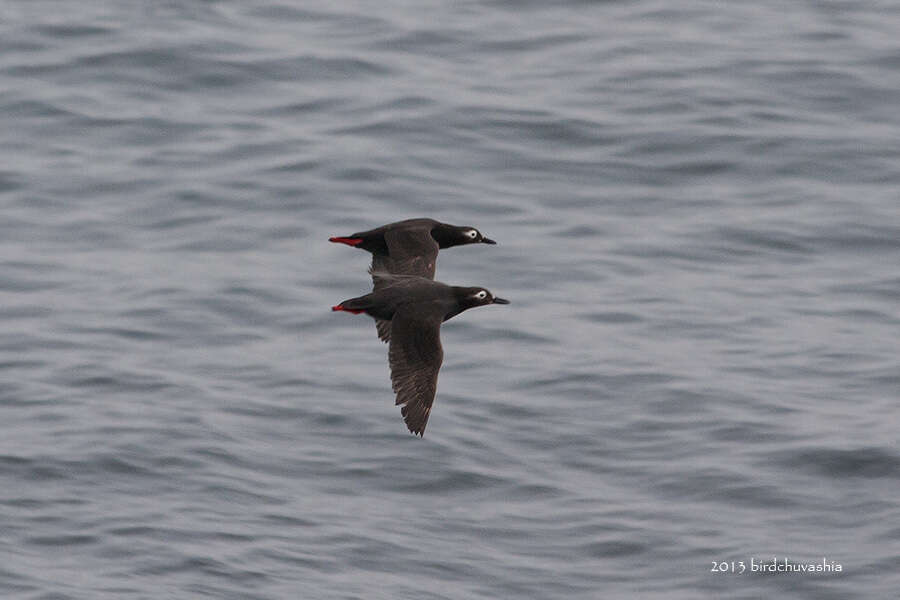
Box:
333 274 509 436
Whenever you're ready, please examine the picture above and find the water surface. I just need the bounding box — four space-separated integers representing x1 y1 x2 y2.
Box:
1 1 899 598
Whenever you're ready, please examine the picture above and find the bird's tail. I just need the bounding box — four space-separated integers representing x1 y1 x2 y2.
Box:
331 293 375 314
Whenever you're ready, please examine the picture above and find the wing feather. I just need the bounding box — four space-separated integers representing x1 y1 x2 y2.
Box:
369 227 437 341
375 319 391 343
388 309 443 436
370 227 438 287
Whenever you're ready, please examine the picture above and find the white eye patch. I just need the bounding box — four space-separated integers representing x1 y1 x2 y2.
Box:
474 290 487 300
466 230 478 238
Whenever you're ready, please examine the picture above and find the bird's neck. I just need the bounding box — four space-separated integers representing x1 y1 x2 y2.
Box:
429 223 458 248
443 287 474 321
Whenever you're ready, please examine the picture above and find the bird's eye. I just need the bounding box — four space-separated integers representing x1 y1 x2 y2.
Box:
474 290 487 300
467 230 478 238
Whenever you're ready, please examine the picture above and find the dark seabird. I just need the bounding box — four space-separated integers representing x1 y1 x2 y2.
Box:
329 218 497 281
332 274 509 436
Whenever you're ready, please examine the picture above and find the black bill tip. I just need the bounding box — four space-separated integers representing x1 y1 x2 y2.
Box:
492 297 510 304
482 237 497 245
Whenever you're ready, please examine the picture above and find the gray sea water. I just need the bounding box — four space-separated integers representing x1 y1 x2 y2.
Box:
2 1 899 598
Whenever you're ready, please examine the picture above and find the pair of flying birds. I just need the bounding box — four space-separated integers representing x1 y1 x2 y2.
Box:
330 218 508 436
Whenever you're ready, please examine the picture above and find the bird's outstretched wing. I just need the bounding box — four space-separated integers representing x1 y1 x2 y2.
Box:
369 271 421 343
388 308 443 436
370 227 438 286
368 227 437 344
369 270 439 343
